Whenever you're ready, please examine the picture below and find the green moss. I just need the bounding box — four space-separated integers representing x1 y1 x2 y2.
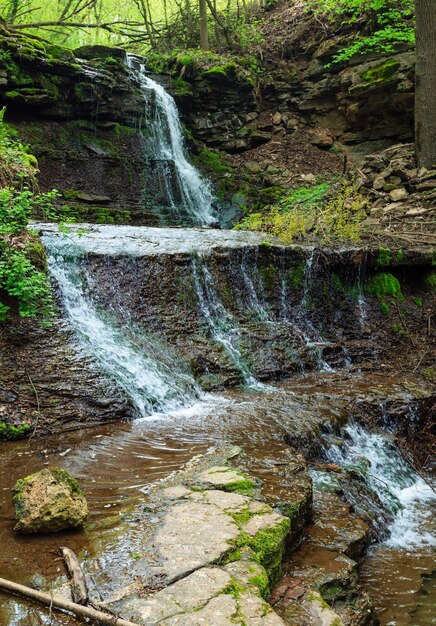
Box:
277 501 302 526
396 249 404 261
4 91 20 99
224 478 256 497
412 296 423 307
259 265 276 295
425 271 436 289
44 43 75 62
177 52 194 66
223 580 247 599
319 580 347 602
331 273 344 291
367 272 403 299
0 422 31 441
227 518 290 584
202 62 237 79
287 260 305 291
195 148 231 175
230 509 255 526
248 572 270 599
377 246 392 267
423 368 435 379
360 59 400 84
50 467 83 495
172 76 193 96
380 301 389 315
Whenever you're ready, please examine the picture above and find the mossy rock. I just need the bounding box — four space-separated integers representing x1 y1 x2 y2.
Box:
367 272 404 300
196 466 256 496
0 421 31 441
73 45 126 61
12 467 88 534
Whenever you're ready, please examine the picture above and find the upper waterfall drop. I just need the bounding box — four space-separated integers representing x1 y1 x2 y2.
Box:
126 55 216 226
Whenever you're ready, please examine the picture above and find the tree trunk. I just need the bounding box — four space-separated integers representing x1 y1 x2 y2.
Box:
199 0 209 50
415 0 436 168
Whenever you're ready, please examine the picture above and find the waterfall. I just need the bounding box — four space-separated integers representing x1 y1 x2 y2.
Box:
192 256 260 388
43 233 199 417
239 249 271 322
126 55 216 226
323 422 436 548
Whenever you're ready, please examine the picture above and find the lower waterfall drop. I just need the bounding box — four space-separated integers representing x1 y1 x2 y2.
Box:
44 233 199 417
192 255 261 388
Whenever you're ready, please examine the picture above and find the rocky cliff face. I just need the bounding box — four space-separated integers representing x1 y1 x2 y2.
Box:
167 49 414 156
1 226 433 436
0 29 156 222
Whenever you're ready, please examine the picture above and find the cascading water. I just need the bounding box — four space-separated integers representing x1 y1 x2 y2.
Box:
43 232 199 417
126 55 216 226
192 255 260 388
320 422 436 548
239 249 271 323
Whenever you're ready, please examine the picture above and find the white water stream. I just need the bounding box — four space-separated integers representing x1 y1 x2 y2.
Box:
44 236 199 416
127 55 216 226
326 422 436 548
192 255 261 388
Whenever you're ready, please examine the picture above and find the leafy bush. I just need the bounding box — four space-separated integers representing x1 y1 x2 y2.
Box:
0 106 38 187
235 180 368 243
0 109 58 323
308 0 414 64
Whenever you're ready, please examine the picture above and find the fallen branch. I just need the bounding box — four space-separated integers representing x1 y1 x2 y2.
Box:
0 577 140 626
60 546 88 605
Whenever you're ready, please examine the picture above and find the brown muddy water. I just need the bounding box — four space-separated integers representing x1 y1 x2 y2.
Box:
0 373 434 625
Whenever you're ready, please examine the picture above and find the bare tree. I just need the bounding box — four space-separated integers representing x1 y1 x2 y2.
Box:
415 0 436 168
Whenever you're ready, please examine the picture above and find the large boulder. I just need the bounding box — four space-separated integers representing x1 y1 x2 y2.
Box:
12 467 88 533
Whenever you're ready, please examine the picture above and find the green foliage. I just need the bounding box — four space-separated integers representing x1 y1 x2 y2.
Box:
196 148 231 175
0 110 58 323
379 301 389 314
425 271 436 289
287 261 306 291
309 0 415 64
0 107 38 187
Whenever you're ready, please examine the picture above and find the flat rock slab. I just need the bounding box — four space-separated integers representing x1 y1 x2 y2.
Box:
118 564 286 626
119 567 231 624
195 466 255 492
152 499 240 581
104 452 291 626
